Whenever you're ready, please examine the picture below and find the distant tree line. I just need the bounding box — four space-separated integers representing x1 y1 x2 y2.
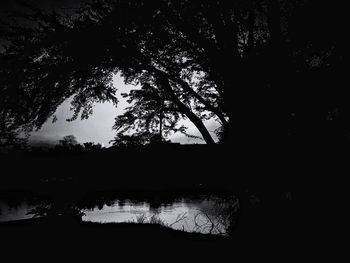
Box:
0 134 104 154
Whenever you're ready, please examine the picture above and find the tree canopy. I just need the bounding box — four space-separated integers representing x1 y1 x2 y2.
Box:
0 0 346 145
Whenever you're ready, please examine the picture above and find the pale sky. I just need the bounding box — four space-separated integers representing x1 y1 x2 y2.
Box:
29 74 219 147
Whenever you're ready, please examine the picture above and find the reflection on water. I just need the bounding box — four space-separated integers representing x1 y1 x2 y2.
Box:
83 197 237 235
0 195 238 235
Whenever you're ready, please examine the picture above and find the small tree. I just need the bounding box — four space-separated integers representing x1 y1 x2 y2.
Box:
55 135 83 152
83 142 103 151
58 135 78 147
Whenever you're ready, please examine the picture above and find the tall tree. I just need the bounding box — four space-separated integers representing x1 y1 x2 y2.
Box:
0 0 346 145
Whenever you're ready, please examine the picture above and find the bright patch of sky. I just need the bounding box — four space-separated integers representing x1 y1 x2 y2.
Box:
29 74 219 147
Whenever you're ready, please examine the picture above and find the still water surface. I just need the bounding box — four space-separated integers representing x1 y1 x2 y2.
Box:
0 195 237 235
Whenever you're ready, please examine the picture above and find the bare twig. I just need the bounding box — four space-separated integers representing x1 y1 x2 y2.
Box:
169 212 187 227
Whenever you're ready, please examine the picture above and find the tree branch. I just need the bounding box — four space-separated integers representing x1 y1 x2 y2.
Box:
146 66 229 129
155 74 215 144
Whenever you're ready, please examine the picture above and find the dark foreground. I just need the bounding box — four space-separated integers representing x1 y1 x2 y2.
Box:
0 209 339 262
0 216 298 261
0 144 346 261
0 201 343 261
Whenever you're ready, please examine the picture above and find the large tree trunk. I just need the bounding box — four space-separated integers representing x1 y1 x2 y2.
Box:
156 75 216 145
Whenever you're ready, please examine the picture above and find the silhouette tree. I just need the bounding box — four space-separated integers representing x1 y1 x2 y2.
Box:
0 0 346 145
54 135 83 152
83 142 103 151
59 135 78 146
113 83 187 144
0 118 28 151
0 0 230 144
111 133 149 147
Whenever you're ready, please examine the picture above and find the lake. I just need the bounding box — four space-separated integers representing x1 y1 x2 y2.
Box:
0 194 238 235
82 196 239 235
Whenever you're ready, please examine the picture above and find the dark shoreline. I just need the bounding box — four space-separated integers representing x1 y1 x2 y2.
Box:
0 144 343 260
0 216 229 240
0 216 239 260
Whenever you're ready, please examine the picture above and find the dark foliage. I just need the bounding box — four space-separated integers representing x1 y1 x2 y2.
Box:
0 2 346 257
1 0 345 145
